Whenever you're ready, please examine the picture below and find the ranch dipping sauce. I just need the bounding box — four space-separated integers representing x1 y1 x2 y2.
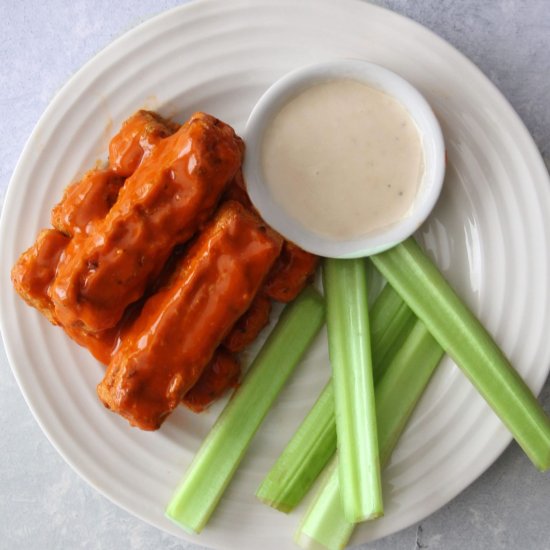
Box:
261 79 425 240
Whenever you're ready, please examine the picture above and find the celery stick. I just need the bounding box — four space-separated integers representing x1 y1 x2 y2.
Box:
257 381 337 513
257 285 415 512
375 321 445 465
296 320 444 550
165 287 325 533
323 258 383 522
294 457 348 550
371 237 550 471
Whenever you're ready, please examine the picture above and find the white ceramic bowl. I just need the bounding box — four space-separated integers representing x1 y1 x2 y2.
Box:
244 59 446 258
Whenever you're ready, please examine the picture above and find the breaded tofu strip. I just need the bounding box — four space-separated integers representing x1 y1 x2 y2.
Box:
51 112 177 237
10 229 118 363
264 241 319 303
219 241 318 352
51 169 125 236
182 350 241 413
109 110 179 177
97 201 283 430
223 292 272 353
11 229 69 325
221 241 319 352
50 112 244 333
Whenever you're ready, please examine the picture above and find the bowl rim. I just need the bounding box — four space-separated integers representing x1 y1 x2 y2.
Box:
243 58 446 258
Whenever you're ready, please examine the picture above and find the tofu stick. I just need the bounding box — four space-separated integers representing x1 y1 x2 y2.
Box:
97 201 283 430
50 112 244 333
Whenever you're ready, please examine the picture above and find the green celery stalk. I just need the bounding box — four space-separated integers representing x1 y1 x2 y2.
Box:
256 284 415 512
370 282 418 384
296 320 444 550
323 258 383 522
375 321 445 465
371 237 550 471
257 380 337 513
294 457 346 550
165 287 325 533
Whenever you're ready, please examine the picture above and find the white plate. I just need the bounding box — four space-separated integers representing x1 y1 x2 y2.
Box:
1 1 550 548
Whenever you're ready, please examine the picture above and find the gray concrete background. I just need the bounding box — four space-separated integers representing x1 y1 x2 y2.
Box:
1 1 549 549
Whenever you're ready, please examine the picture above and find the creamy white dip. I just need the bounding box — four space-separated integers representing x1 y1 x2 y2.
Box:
261 79 424 240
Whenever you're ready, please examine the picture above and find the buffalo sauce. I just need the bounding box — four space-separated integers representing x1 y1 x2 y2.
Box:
263 241 319 303
108 110 179 177
10 229 119 363
49 112 244 334
182 350 241 412
223 291 272 353
51 169 124 236
11 111 180 362
97 201 283 430
11 229 70 326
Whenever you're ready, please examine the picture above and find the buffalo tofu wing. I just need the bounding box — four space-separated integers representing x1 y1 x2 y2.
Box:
264 241 319 303
11 229 69 325
223 291 272 353
182 350 241 413
50 112 244 333
97 201 283 430
51 169 125 237
108 110 179 177
51 111 177 237
10 229 119 363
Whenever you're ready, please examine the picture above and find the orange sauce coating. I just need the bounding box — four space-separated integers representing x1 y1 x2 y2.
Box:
12 109 319 428
108 110 179 177
51 169 125 236
11 112 179 362
10 229 119 363
223 292 272 353
51 111 177 238
97 201 283 430
50 112 244 334
11 229 70 326
182 350 241 413
264 241 319 303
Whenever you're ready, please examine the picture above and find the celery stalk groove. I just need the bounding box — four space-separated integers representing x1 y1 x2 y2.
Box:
165 287 325 533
